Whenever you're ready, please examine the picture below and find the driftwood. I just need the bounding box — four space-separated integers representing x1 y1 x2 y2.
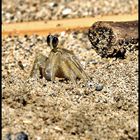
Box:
88 21 138 58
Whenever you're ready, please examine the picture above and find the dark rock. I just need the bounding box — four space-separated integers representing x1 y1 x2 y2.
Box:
95 83 103 91
15 132 28 140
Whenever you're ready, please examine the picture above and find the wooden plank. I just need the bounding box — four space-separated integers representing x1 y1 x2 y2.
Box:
2 13 138 37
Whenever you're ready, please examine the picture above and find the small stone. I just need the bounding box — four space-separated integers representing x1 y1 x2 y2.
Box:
95 83 103 91
62 8 72 16
5 13 12 19
48 2 58 8
18 61 24 70
5 133 12 140
60 31 66 37
88 59 98 65
2 84 6 89
15 132 28 140
87 81 94 88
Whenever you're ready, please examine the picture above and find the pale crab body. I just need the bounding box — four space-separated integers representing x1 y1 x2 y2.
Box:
30 35 89 84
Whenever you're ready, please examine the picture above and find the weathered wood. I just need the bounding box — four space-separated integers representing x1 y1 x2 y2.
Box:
88 20 138 58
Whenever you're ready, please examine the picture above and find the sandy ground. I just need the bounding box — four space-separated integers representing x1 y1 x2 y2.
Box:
2 31 138 139
2 0 138 23
2 0 138 140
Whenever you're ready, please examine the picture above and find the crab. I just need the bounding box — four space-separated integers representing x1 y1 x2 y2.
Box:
30 35 89 84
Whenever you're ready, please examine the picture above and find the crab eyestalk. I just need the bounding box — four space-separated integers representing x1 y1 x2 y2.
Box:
47 35 59 50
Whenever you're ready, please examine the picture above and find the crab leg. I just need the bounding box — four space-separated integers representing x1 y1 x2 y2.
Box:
30 54 48 78
60 60 77 85
49 52 61 82
66 55 89 82
30 56 40 77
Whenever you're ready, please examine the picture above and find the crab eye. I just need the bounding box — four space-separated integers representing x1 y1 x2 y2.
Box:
52 36 59 47
47 35 52 45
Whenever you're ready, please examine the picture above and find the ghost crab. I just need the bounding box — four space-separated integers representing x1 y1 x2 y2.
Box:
30 35 89 85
